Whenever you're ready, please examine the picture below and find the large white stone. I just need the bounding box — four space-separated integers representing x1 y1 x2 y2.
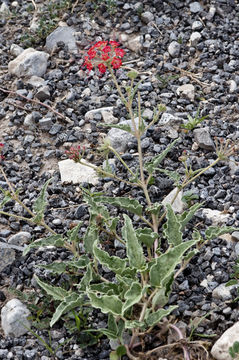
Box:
8 48 49 77
176 84 195 101
58 159 99 185
1 299 31 337
201 208 230 225
211 322 239 360
162 188 184 213
45 26 77 53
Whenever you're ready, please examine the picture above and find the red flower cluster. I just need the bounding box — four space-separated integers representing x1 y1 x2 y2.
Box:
83 40 125 74
0 143 4 161
65 145 85 162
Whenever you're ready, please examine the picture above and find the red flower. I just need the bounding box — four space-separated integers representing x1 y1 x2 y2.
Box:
0 143 4 147
83 40 125 75
114 48 125 58
98 63 107 74
109 40 120 47
102 45 111 53
87 49 96 59
111 57 122 69
101 53 110 61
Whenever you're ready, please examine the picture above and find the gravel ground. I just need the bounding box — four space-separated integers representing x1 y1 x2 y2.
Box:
0 0 239 359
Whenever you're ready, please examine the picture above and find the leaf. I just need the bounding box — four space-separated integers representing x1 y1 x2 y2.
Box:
157 168 181 185
37 262 68 274
150 239 198 287
178 202 202 230
50 292 84 327
93 241 126 275
78 263 93 291
116 345 127 357
108 313 118 335
124 320 145 329
94 196 143 216
146 202 162 216
152 288 170 308
100 123 132 134
122 282 144 315
145 138 179 175
205 226 238 241
183 249 199 262
122 214 146 270
34 275 69 301
23 235 64 256
36 255 89 275
87 292 123 316
90 283 120 295
32 178 52 224
135 228 158 247
226 279 238 287
109 217 119 232
66 222 82 244
0 187 12 208
127 71 138 80
145 306 178 327
163 204 182 246
83 224 99 255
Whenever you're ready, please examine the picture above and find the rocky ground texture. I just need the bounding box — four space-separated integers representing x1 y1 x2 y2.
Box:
0 0 239 359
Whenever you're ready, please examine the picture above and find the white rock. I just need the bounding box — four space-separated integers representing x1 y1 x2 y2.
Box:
101 110 118 124
168 41 181 57
1 299 31 337
58 159 99 185
176 84 195 101
29 16 39 32
127 35 143 53
0 2 10 16
10 44 24 57
192 21 203 30
212 283 236 301
190 32 202 47
228 80 237 93
211 322 239 360
162 188 184 213
201 208 230 225
26 75 47 88
159 112 181 126
8 48 49 78
85 106 114 121
45 26 77 53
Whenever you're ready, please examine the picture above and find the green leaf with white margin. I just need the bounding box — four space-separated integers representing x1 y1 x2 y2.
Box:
94 196 143 216
122 282 144 315
135 228 158 247
34 275 69 300
163 204 182 246
37 256 89 274
183 249 199 262
177 202 202 230
32 178 52 224
205 226 238 241
93 241 126 275
145 306 178 327
100 123 132 134
150 239 198 287
124 320 145 330
23 234 64 256
122 214 146 270
108 313 118 335
50 292 84 327
152 288 170 308
145 138 179 175
77 263 93 291
108 216 119 232
87 292 123 316
83 224 99 255
90 283 120 295
66 222 82 244
146 202 162 216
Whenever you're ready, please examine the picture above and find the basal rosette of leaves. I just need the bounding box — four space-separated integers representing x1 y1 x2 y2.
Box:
0 41 238 360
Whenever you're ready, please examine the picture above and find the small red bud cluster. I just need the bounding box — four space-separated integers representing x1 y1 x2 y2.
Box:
83 40 125 74
65 145 85 162
0 143 4 162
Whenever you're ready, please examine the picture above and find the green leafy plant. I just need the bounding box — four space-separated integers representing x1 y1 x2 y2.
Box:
181 106 209 131
229 341 239 359
0 42 238 359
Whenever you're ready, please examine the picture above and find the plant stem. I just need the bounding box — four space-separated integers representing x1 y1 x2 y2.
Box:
108 145 136 178
169 324 191 360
